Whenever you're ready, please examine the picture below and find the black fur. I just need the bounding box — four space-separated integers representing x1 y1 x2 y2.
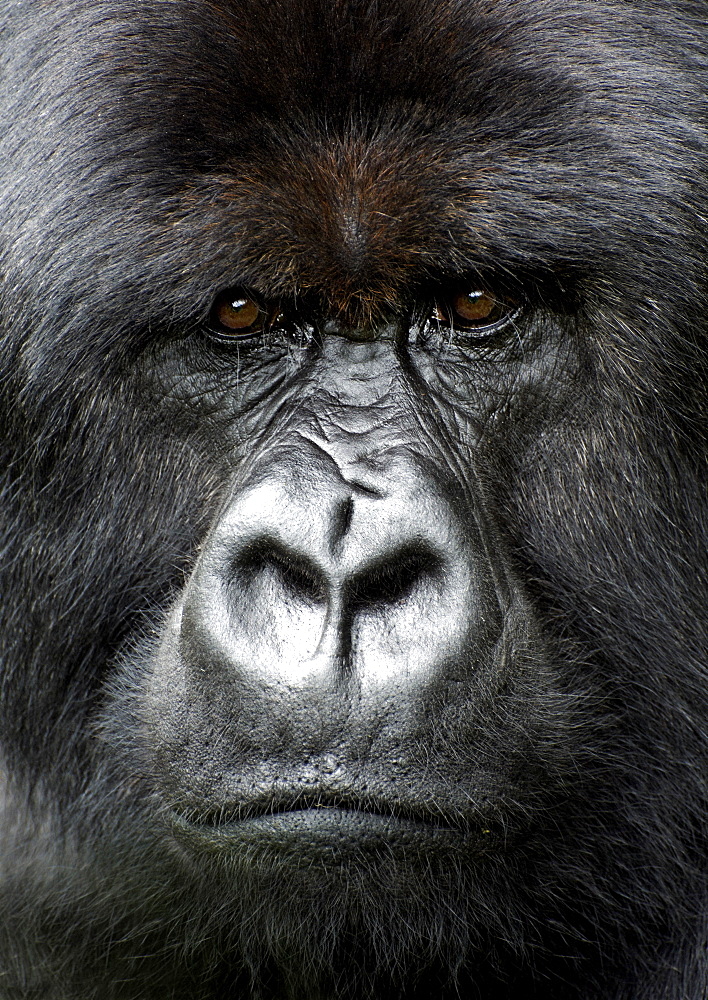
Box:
0 1 706 998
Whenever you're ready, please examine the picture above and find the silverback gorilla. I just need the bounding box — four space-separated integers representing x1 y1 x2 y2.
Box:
0 1 707 998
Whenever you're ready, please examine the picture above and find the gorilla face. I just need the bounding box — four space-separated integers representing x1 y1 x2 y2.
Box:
145 293 555 870
0 1 706 999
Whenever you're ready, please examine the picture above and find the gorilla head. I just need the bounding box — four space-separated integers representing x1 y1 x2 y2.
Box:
0 1 706 998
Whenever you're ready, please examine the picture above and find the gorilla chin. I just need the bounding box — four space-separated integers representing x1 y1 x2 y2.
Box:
1 1 707 999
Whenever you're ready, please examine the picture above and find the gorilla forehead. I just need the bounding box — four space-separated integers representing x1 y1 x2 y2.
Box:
6 0 703 354
121 2 578 321
130 0 573 129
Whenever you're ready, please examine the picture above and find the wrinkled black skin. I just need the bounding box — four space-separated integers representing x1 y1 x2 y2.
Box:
1 1 707 998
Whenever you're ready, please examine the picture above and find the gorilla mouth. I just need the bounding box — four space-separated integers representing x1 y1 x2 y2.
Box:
168 786 493 854
180 789 460 830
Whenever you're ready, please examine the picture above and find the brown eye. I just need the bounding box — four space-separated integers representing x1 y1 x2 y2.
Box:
453 290 497 323
434 289 516 336
211 290 266 338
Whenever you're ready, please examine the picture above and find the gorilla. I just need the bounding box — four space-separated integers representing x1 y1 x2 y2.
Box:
0 0 706 997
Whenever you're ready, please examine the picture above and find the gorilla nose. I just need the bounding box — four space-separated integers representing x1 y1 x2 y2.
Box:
178 449 502 691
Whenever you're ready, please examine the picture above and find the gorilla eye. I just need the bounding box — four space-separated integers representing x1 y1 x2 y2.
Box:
210 290 267 339
434 289 517 337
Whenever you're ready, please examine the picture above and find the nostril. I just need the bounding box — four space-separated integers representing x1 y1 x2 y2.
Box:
346 545 443 609
233 539 327 604
331 496 354 545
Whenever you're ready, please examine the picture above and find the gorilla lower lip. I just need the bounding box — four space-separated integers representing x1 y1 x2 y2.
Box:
170 806 474 856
